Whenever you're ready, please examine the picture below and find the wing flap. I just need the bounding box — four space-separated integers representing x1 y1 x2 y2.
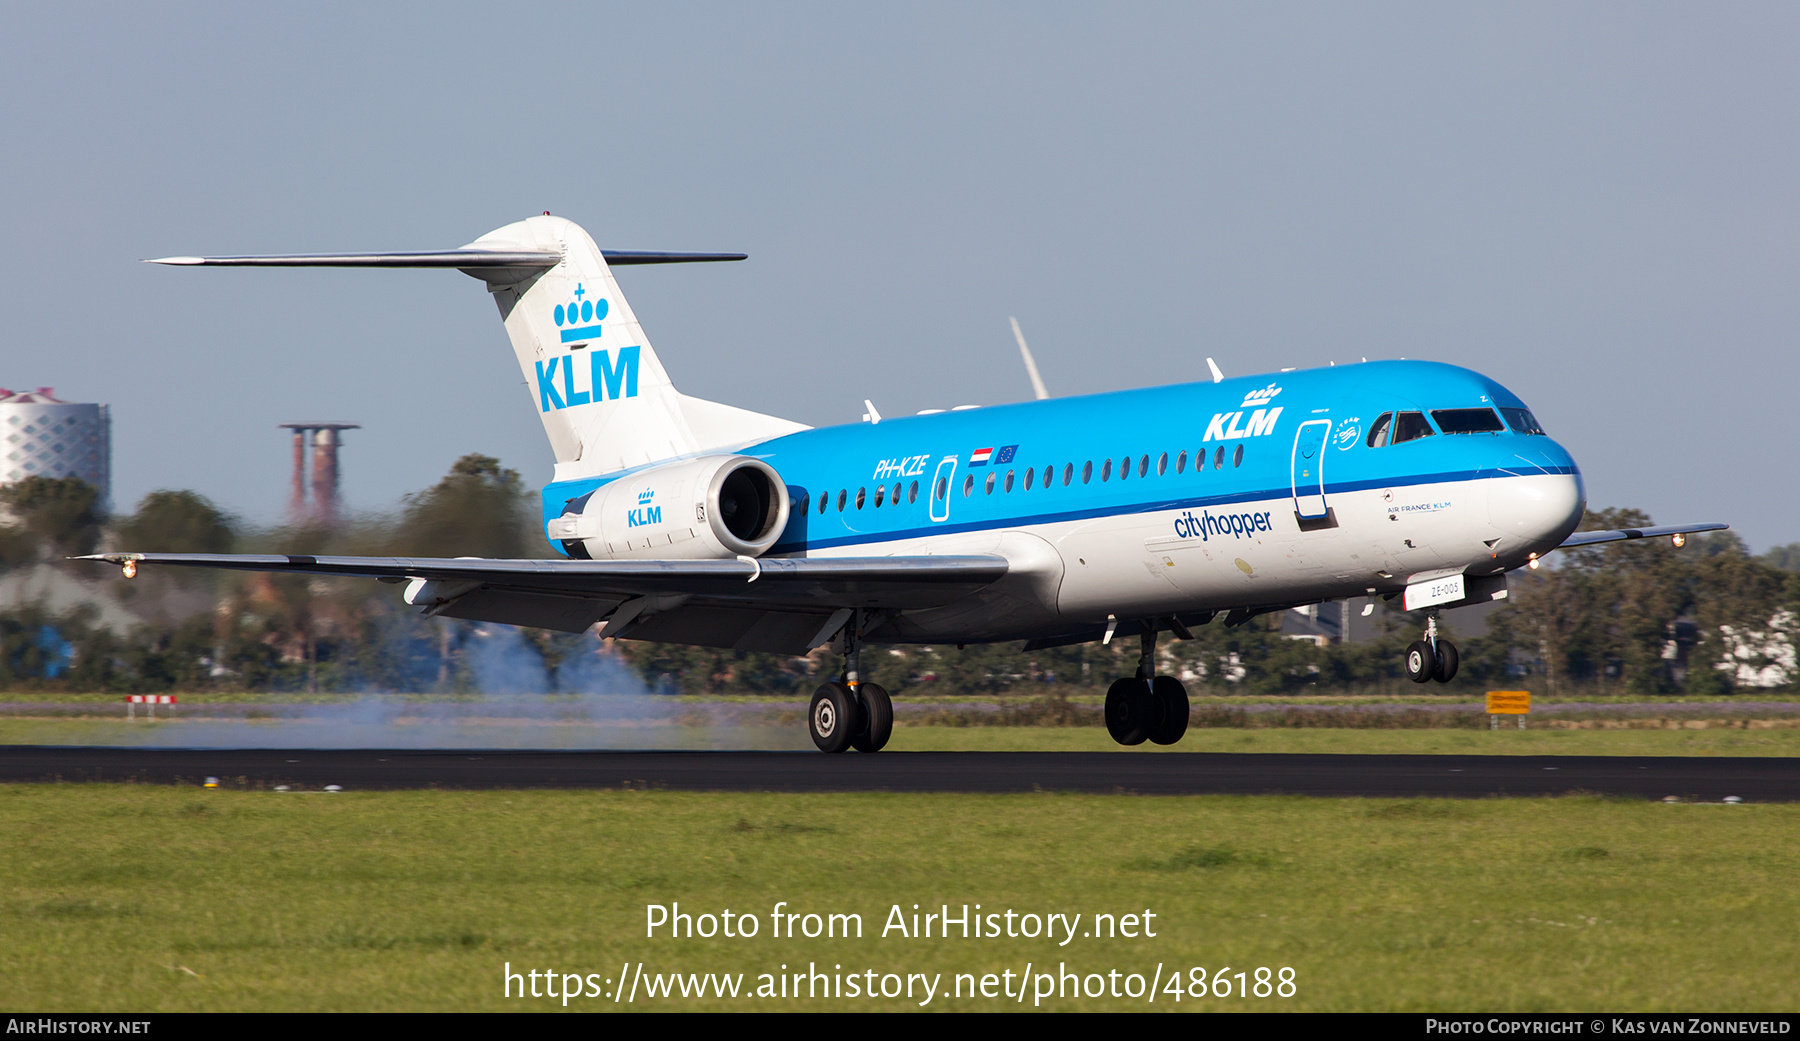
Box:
429 588 626 634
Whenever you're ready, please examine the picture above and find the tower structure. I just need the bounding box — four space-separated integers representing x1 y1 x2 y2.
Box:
279 422 359 525
1 387 111 509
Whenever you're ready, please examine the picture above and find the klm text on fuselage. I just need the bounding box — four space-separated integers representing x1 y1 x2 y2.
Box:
537 346 642 412
1202 406 1283 441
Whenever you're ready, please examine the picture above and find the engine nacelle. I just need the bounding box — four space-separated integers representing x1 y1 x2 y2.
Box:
545 455 790 560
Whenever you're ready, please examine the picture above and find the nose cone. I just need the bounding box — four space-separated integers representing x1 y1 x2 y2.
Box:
1487 469 1585 554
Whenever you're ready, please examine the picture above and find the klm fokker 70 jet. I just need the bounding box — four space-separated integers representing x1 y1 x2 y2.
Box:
91 215 1726 752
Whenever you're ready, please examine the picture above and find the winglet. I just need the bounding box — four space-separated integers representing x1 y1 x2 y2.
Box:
1206 358 1225 383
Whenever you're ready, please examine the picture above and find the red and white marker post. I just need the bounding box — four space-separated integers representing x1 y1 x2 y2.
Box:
126 694 177 720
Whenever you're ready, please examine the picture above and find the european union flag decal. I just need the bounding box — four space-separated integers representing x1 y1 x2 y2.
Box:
994 445 1018 465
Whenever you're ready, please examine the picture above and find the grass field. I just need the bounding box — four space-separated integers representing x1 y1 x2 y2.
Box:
2 785 1796 1012
3 716 1799 757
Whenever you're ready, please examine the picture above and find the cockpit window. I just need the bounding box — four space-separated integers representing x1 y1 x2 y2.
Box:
1366 412 1393 448
1392 411 1435 444
1431 408 1505 434
1500 407 1545 435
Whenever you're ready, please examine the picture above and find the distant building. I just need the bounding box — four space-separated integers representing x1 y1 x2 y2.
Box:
0 387 111 508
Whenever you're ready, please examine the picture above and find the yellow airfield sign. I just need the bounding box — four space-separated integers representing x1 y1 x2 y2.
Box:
1486 691 1531 715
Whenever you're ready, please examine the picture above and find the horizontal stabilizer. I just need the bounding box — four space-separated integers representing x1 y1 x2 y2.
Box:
146 250 744 267
147 215 774 481
1559 522 1728 549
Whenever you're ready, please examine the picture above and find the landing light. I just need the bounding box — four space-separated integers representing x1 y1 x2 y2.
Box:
121 559 137 579
1672 533 1686 548
1527 554 1540 570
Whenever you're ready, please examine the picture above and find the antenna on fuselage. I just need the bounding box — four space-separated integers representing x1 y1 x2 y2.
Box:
1010 317 1050 400
1206 358 1225 383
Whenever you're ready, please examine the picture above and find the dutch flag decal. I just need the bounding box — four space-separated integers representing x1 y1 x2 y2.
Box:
969 447 993 466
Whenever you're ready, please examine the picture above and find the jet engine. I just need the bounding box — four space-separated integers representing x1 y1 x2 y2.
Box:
545 455 790 560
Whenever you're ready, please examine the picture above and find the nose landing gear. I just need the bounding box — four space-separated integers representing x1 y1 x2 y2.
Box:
1104 626 1190 746
1405 611 1460 684
808 611 894 753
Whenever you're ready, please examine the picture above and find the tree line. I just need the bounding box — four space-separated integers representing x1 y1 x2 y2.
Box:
2 464 1795 696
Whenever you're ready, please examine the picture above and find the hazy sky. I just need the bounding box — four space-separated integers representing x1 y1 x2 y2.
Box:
3 3 1795 549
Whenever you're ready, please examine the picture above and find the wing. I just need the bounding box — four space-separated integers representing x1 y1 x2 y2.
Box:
78 552 1008 653
1558 522 1728 549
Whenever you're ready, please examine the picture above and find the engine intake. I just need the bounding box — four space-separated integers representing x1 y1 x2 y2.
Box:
546 455 791 560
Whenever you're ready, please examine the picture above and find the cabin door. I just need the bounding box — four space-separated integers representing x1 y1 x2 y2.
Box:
1291 419 1331 519
929 456 958 523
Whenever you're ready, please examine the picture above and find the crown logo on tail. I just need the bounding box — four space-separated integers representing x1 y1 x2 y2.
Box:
553 283 610 343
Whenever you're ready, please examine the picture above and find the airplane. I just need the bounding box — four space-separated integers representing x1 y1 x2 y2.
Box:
87 214 1728 753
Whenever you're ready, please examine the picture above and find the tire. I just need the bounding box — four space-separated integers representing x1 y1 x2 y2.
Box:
1104 677 1153 746
808 682 857 753
1433 640 1460 684
849 682 893 753
1148 676 1189 745
1404 641 1435 684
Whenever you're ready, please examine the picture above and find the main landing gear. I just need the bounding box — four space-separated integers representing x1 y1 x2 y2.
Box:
1104 626 1190 747
1404 611 1460 684
808 611 893 754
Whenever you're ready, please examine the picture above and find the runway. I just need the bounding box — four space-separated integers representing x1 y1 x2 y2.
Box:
4 746 1798 800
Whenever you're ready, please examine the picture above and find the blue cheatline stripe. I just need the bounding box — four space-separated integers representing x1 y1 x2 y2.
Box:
560 325 605 343
766 466 1576 554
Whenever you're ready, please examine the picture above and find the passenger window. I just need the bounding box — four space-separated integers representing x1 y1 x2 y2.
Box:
985 472 996 495
1116 456 1127 481
1101 459 1112 482
1233 443 1244 467
1392 411 1435 443
1063 463 1074 486
1500 407 1545 435
963 474 974 497
1431 408 1505 434
1140 455 1150 478
856 487 866 509
909 480 920 503
1366 412 1393 448
816 491 827 514
1044 465 1055 488
1024 467 1035 491
1157 452 1168 476
933 478 945 500
874 485 886 507
1213 446 1224 469
1082 461 1093 484
1004 469 1015 492
837 490 847 512
1176 450 1187 474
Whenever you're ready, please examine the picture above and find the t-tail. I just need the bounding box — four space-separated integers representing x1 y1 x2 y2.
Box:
149 214 807 481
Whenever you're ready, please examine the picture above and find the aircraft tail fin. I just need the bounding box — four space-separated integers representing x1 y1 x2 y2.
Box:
150 215 804 480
